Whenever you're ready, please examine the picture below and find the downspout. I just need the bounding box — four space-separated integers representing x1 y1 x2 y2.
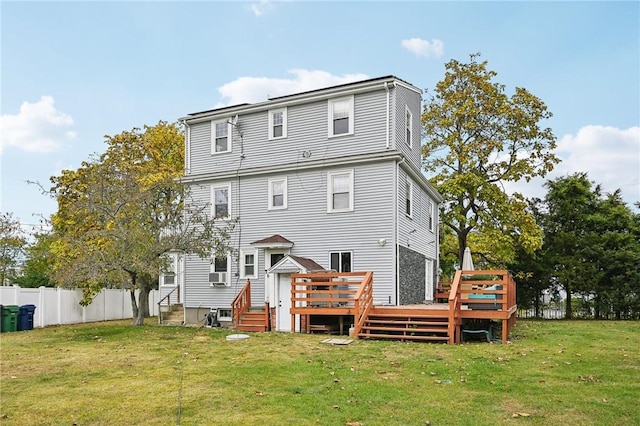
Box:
384 82 390 149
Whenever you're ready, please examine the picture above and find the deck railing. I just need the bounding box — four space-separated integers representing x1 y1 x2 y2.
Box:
447 271 463 344
353 272 374 336
231 279 251 326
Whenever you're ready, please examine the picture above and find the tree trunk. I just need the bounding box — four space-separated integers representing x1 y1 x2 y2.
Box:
129 290 141 325
564 283 572 319
534 288 541 318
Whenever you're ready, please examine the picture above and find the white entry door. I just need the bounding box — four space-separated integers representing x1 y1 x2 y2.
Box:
277 273 294 332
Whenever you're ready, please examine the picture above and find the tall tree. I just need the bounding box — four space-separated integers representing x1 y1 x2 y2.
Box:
422 53 559 266
0 212 27 285
49 122 234 325
541 173 602 319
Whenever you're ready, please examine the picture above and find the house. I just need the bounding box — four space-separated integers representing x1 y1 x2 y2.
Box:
165 76 444 332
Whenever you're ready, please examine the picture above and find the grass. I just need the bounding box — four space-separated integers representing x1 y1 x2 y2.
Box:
1 319 638 425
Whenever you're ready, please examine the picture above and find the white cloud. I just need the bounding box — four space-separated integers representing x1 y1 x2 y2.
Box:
504 125 640 206
250 0 271 16
401 38 444 58
0 96 76 155
215 69 370 106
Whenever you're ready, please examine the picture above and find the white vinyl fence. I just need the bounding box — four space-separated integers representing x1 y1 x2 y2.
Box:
0 285 159 328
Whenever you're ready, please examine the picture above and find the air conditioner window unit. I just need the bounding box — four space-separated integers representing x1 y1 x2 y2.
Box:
209 272 228 287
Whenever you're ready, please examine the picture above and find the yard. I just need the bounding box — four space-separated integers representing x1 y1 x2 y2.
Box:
1 320 638 425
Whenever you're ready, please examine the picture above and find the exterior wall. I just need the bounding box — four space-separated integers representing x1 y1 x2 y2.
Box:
187 89 390 177
392 84 423 169
398 245 426 304
183 160 398 317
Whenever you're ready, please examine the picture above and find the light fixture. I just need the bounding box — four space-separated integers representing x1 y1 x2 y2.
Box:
377 238 387 247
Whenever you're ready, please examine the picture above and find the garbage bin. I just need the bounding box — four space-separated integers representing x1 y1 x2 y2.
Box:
1 305 19 332
18 304 37 331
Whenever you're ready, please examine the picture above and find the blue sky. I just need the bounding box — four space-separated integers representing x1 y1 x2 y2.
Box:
1 1 639 232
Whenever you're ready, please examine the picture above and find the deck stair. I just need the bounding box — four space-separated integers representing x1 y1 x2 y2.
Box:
160 303 184 326
235 306 269 332
358 306 451 342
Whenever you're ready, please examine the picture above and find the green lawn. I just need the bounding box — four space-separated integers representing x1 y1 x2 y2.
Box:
1 319 638 425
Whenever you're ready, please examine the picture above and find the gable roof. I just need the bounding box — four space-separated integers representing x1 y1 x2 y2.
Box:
250 234 294 249
267 255 326 275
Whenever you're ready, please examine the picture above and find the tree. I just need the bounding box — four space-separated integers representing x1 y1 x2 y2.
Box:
0 212 27 285
49 122 235 325
421 53 559 267
540 173 640 319
14 229 54 288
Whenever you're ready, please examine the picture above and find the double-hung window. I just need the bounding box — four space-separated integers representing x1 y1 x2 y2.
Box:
330 251 352 272
327 170 354 213
405 106 413 148
328 96 354 137
268 108 287 139
240 250 257 279
427 199 434 231
212 185 230 219
406 179 413 218
212 120 231 154
268 177 287 210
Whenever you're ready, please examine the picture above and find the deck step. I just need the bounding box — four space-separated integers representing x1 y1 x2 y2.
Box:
361 325 449 334
235 324 268 332
358 333 449 342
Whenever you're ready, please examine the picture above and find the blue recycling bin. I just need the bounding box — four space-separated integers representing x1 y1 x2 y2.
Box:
17 304 36 331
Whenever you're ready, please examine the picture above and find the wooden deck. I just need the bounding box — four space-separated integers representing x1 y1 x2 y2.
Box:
233 270 518 344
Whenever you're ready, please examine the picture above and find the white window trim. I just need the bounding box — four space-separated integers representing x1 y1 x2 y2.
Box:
211 120 232 155
327 169 354 213
329 250 353 273
268 107 287 140
211 184 231 220
405 105 413 148
428 199 435 232
210 252 231 287
268 177 288 210
240 249 258 279
327 95 355 138
406 179 414 218
160 253 178 287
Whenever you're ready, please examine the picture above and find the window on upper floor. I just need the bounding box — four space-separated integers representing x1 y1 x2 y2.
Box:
268 177 287 210
211 185 230 219
240 250 257 279
330 251 352 272
269 108 287 140
406 179 413 218
212 120 232 154
328 96 354 137
405 106 413 148
427 198 434 231
327 170 354 213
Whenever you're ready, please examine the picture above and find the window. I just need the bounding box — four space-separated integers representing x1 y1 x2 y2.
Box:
209 254 229 287
406 179 413 218
217 308 232 320
327 170 354 212
212 120 231 154
268 177 287 210
268 108 287 139
330 251 352 272
212 185 230 219
405 106 413 147
328 96 354 137
240 250 257 279
161 254 177 286
427 199 434 231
